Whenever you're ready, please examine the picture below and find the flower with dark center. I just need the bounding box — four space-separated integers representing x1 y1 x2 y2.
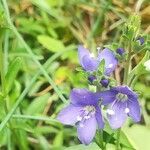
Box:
99 86 141 129
136 37 144 45
57 88 104 144
100 78 109 88
78 45 118 75
116 48 125 55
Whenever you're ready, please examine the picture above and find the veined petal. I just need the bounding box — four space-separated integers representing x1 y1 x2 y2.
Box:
98 48 118 75
113 86 138 99
128 98 141 122
78 45 90 66
78 45 99 72
57 104 82 125
95 106 104 128
82 55 99 71
77 116 97 145
107 101 127 129
70 88 99 106
97 90 117 105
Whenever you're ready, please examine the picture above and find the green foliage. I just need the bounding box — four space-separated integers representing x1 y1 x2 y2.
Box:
0 0 149 149
5 57 22 93
37 35 65 52
123 125 150 150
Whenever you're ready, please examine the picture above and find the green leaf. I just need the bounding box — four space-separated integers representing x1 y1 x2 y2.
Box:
98 59 105 74
123 125 150 150
128 51 150 84
37 35 65 52
5 57 22 93
26 93 50 115
53 131 63 147
64 143 101 150
119 130 136 149
54 67 71 81
104 123 135 149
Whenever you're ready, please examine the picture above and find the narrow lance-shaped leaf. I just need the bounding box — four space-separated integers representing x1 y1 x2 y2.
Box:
5 57 22 93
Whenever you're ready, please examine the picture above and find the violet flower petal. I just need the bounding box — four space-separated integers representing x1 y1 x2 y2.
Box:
78 45 98 72
107 101 127 129
77 116 97 145
70 88 99 106
57 104 82 125
95 106 104 128
128 98 141 122
112 86 138 99
97 90 117 105
98 48 118 75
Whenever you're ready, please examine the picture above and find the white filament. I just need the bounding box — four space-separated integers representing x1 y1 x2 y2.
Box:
107 109 115 115
125 108 130 113
77 116 82 121
108 64 113 68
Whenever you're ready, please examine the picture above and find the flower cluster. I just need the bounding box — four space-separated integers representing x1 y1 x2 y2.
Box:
57 45 141 145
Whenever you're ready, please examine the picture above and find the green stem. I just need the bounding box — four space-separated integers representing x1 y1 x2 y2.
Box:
0 38 6 96
99 130 105 150
116 128 121 150
0 37 9 113
123 48 132 84
4 31 9 74
12 114 59 123
117 42 132 149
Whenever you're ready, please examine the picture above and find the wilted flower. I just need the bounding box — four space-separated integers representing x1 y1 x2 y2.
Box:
57 88 104 144
78 45 118 75
100 86 141 129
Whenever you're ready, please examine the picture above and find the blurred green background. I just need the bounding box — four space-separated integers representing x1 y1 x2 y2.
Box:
0 0 150 149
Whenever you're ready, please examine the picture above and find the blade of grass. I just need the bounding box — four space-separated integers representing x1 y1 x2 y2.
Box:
12 114 59 123
4 30 9 74
1 0 67 103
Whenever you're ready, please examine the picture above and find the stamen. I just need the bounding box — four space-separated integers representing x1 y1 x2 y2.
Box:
90 53 95 58
84 115 90 120
107 109 115 115
116 93 128 102
125 108 130 113
77 116 82 121
108 64 113 68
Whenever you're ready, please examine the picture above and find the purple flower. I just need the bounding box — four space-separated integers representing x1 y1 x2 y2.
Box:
57 88 104 144
98 48 118 75
100 86 141 129
78 45 118 75
78 45 99 72
116 48 125 55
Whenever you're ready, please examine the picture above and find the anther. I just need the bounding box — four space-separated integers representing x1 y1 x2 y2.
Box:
125 108 130 113
107 109 115 115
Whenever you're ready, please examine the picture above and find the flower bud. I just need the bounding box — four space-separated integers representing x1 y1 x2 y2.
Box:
116 48 125 55
88 75 96 83
100 78 109 87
